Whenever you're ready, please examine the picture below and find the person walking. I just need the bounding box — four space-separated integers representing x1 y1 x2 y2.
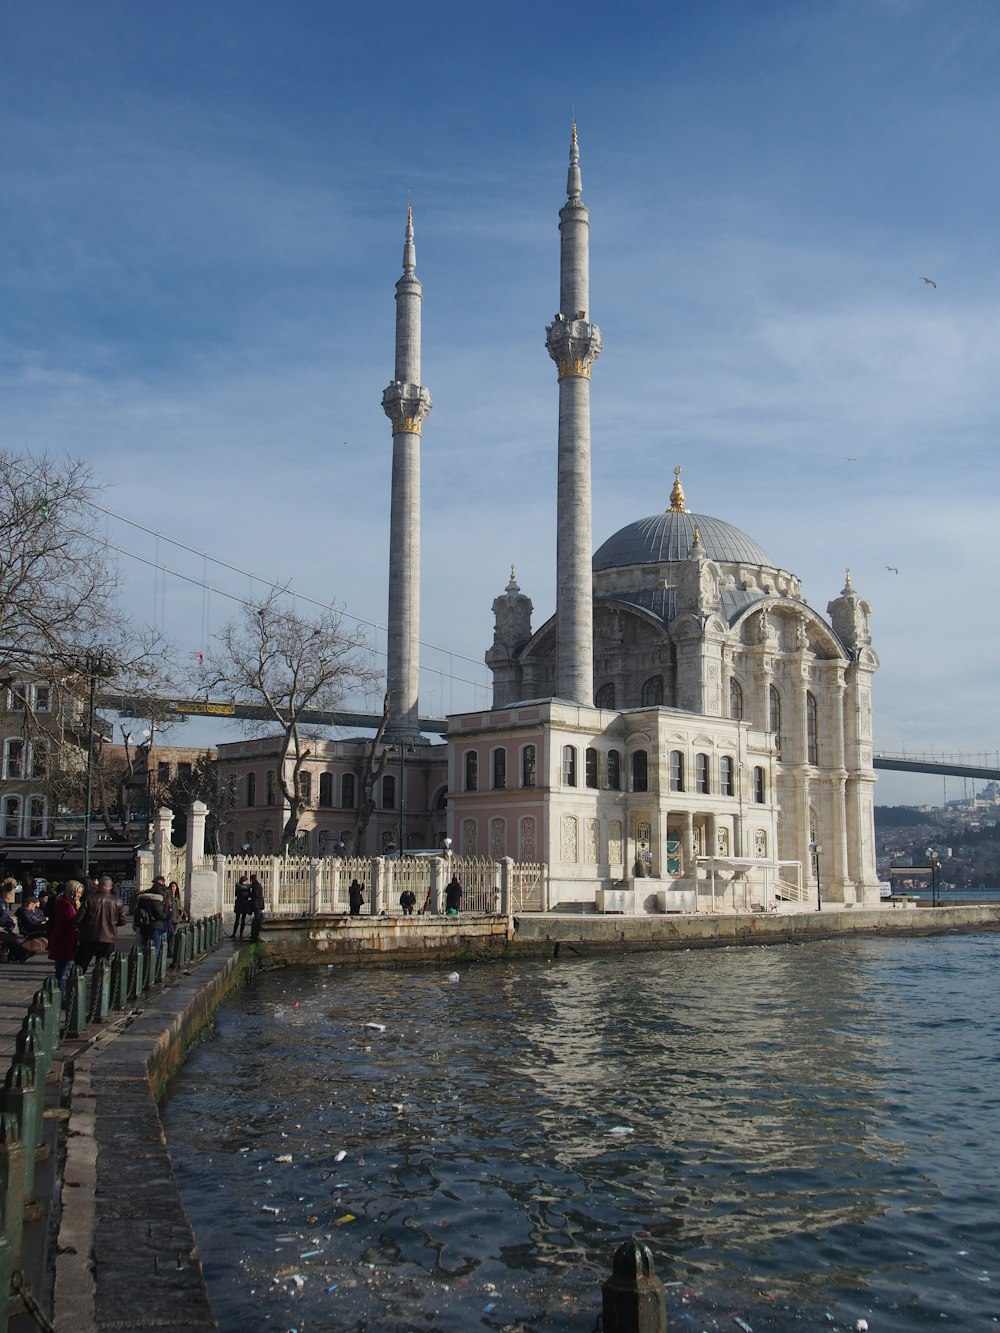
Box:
445 876 464 914
249 875 265 942
76 875 127 972
232 875 252 938
48 880 83 1001
133 877 171 956
348 879 364 916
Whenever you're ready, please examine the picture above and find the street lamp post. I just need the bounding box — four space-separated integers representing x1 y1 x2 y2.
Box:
82 648 113 880
926 847 940 908
809 840 822 912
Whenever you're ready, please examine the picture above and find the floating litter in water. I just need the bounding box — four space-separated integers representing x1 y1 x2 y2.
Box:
334 1149 347 1162
855 1321 869 1332
483 1303 496 1313
262 1206 280 1215
608 1126 634 1135
300 1249 321 1258
325 1283 338 1292
275 1154 293 1164
446 972 460 983
733 1319 754 1333
364 1022 386 1032
334 1213 356 1226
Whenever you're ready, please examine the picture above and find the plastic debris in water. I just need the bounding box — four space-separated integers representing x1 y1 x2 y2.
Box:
608 1126 635 1135
483 1302 496 1313
300 1249 322 1258
446 972 460 983
334 1149 347 1162
364 1022 386 1032
855 1321 869 1332
733 1319 754 1333
325 1283 338 1292
334 1213 356 1226
275 1154 293 1164
262 1206 280 1215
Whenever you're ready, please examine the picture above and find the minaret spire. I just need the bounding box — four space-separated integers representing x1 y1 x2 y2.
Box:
382 207 432 737
546 124 602 705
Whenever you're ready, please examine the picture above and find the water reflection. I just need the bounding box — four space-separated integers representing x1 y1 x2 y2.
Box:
163 933 1000 1331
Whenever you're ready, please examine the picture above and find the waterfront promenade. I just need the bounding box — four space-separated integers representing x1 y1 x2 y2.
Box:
6 900 1000 1332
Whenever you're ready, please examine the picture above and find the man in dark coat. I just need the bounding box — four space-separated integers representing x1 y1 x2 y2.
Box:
348 879 364 916
76 875 127 972
445 877 463 914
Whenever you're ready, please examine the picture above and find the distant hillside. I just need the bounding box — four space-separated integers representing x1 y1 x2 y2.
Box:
875 806 931 828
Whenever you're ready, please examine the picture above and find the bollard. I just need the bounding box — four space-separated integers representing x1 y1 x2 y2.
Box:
143 941 156 989
601 1238 668 1333
129 946 144 1001
156 938 169 983
1 1064 37 1203
108 952 127 1012
89 959 111 1023
0 1110 26 1273
65 967 88 1039
12 1029 45 1160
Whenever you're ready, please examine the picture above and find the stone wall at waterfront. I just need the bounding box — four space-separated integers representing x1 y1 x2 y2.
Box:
259 914 512 965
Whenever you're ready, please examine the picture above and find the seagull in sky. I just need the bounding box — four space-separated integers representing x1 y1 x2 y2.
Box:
846 456 857 461
885 565 899 574
921 277 937 288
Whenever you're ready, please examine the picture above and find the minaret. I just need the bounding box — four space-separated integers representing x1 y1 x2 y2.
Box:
382 206 432 736
545 125 601 705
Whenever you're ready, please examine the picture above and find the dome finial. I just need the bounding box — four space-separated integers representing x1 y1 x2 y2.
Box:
669 465 688 513
844 567 853 592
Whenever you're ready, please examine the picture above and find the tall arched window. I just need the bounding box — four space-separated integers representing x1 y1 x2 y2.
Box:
641 675 664 706
607 749 621 791
696 753 710 794
3 739 24 779
319 773 333 807
266 770 277 806
464 751 478 792
297 772 312 805
382 775 396 809
669 750 684 792
730 678 743 720
595 682 616 709
631 750 648 792
769 686 782 757
492 748 507 790
562 745 577 787
806 691 818 764
521 744 536 788
720 755 735 797
246 772 256 808
340 773 356 809
753 766 766 803
585 747 599 788
2 796 20 838
28 795 45 838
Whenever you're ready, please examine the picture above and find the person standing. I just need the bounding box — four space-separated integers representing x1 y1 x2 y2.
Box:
399 888 416 915
348 879 364 916
445 876 464 914
76 875 127 972
232 875 252 938
133 877 171 956
48 880 83 1001
249 875 265 942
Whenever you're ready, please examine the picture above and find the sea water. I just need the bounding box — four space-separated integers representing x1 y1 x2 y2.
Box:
162 931 1000 1331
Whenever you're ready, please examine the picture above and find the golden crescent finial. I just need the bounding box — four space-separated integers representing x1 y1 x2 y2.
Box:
669 465 688 513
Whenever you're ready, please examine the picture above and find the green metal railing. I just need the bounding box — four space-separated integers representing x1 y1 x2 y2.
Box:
0 913 224 1330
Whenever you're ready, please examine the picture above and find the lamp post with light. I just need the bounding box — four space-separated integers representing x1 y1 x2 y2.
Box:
926 847 941 908
809 840 822 912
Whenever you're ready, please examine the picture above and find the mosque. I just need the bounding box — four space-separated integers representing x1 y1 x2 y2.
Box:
221 128 881 911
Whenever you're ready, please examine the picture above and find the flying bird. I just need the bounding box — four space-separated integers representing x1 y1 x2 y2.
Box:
885 565 898 574
846 456 857 461
921 277 937 288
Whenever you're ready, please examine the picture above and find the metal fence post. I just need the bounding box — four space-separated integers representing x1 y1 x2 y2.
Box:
0 1110 26 1276
1 1065 37 1203
65 968 88 1039
601 1239 667 1333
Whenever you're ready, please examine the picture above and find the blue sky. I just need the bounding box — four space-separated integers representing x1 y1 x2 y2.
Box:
2 0 998 805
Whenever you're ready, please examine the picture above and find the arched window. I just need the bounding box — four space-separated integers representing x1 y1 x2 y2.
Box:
585 747 599 788
769 686 782 757
464 751 478 792
521 744 536 788
297 772 312 805
696 753 710 794
246 772 256 808
382 775 396 809
669 750 684 792
319 773 333 807
3 796 20 838
631 749 648 792
28 795 45 838
720 755 735 797
266 770 277 806
806 691 818 764
595 682 616 709
492 748 507 790
753 766 766 803
607 749 621 791
641 675 664 706
730 678 743 720
340 773 356 809
562 745 577 787
3 739 24 780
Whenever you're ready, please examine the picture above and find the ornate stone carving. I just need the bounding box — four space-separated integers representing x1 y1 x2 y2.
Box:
717 826 730 857
519 816 536 861
545 317 602 379
608 819 623 864
490 817 506 859
382 381 432 434
461 818 477 857
561 814 579 864
585 818 600 864
754 828 767 858
491 568 533 648
827 570 872 651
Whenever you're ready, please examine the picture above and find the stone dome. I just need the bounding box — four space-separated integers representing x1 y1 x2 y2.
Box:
592 509 774 572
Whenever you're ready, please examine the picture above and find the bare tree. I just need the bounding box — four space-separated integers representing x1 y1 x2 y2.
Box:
347 690 391 855
204 588 380 853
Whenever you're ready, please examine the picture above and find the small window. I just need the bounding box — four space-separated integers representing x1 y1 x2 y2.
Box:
753 766 766 803
178 762 192 778
669 750 684 793
266 770 277 806
562 745 577 787
696 753 710 795
492 748 507 790
246 772 257 807
632 749 648 792
585 747 599 788
720 755 735 797
28 795 45 838
319 773 333 808
30 743 47 779
464 751 479 792
34 685 51 713
607 749 621 791
382 775 396 809
8 685 26 711
157 761 171 784
3 739 24 780
3 796 21 838
341 773 356 809
595 682 616 709
641 675 663 706
807 691 818 765
769 686 782 757
521 744 536 789
298 772 312 805
730 678 743 721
